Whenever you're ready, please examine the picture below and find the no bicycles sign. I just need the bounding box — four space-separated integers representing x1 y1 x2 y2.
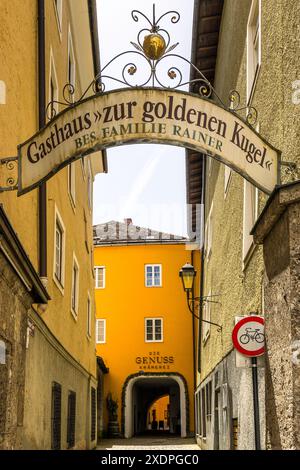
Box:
232 316 265 357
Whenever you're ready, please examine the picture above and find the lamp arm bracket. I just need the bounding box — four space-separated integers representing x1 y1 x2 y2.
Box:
187 296 222 333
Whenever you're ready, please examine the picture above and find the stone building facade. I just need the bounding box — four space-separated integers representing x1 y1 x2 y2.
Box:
0 206 49 449
188 0 300 450
0 0 106 449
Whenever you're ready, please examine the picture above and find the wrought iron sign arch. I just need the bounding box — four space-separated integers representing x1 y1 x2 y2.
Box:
2 4 281 195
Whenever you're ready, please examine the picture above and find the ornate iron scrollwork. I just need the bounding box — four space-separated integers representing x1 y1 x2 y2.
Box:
46 3 258 126
0 156 18 192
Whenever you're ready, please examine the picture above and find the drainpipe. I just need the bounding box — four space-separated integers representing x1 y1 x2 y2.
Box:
38 0 47 283
191 250 196 392
197 155 206 374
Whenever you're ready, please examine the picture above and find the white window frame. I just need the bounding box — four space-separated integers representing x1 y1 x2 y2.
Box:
87 293 92 338
71 253 79 319
145 318 163 343
242 180 259 268
49 49 59 118
0 80 6 105
205 203 213 261
95 266 106 289
96 319 106 344
53 0 63 37
53 205 66 292
247 0 261 103
202 293 211 343
68 163 76 209
87 159 93 212
224 165 232 197
145 264 162 287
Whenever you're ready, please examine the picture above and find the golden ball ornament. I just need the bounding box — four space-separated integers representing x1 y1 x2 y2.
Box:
143 33 166 60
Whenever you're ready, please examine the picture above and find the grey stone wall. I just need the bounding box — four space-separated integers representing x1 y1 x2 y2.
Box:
197 349 265 450
254 185 300 449
0 251 31 449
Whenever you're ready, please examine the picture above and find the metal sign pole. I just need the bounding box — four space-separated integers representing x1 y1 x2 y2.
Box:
251 357 261 450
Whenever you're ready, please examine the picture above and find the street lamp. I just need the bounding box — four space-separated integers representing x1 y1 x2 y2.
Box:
179 263 222 332
179 263 196 293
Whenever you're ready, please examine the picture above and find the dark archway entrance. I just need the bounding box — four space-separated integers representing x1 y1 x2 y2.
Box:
132 378 180 436
122 373 189 438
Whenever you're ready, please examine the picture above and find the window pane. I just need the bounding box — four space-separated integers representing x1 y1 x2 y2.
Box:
55 224 62 281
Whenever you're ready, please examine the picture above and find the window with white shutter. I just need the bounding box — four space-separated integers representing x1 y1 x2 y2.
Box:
96 319 106 344
95 266 105 289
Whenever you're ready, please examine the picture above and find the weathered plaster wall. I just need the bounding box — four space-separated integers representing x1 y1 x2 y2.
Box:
263 199 300 449
22 309 97 450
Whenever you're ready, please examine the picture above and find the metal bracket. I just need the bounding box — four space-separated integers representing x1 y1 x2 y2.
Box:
0 156 18 192
280 160 299 180
187 292 222 332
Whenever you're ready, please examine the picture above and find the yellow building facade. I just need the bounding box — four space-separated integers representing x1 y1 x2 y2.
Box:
94 220 200 438
0 0 105 449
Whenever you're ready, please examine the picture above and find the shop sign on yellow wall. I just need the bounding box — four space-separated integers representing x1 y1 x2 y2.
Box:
136 351 175 371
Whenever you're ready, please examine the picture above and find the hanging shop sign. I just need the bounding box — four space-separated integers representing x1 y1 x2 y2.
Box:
17 87 280 195
232 316 265 357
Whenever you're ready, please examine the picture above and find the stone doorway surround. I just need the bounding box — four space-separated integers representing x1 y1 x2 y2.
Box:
121 372 190 439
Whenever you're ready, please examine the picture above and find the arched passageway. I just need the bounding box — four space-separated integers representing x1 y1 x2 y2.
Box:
123 374 188 438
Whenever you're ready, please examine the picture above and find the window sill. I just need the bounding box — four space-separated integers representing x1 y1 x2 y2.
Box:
70 309 78 322
53 274 64 296
145 340 164 343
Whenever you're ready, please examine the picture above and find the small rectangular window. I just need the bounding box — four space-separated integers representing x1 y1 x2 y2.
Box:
243 180 259 265
203 294 211 342
95 266 105 289
49 50 58 117
67 391 76 448
67 27 76 101
247 0 261 102
145 264 162 287
55 223 63 282
206 382 212 424
54 208 65 288
201 388 206 438
51 382 61 450
145 318 163 342
96 319 106 344
224 165 232 196
91 387 96 441
87 295 92 337
205 204 213 261
71 255 79 316
87 160 92 210
68 163 76 207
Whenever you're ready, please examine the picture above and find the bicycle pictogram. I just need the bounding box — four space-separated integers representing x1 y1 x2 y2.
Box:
239 327 265 345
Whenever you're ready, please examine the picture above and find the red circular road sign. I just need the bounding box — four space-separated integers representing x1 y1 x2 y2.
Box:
232 316 265 357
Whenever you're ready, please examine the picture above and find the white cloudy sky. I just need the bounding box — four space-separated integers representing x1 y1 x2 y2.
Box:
94 0 195 236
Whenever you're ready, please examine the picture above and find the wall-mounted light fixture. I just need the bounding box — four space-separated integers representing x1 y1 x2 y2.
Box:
179 263 222 333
